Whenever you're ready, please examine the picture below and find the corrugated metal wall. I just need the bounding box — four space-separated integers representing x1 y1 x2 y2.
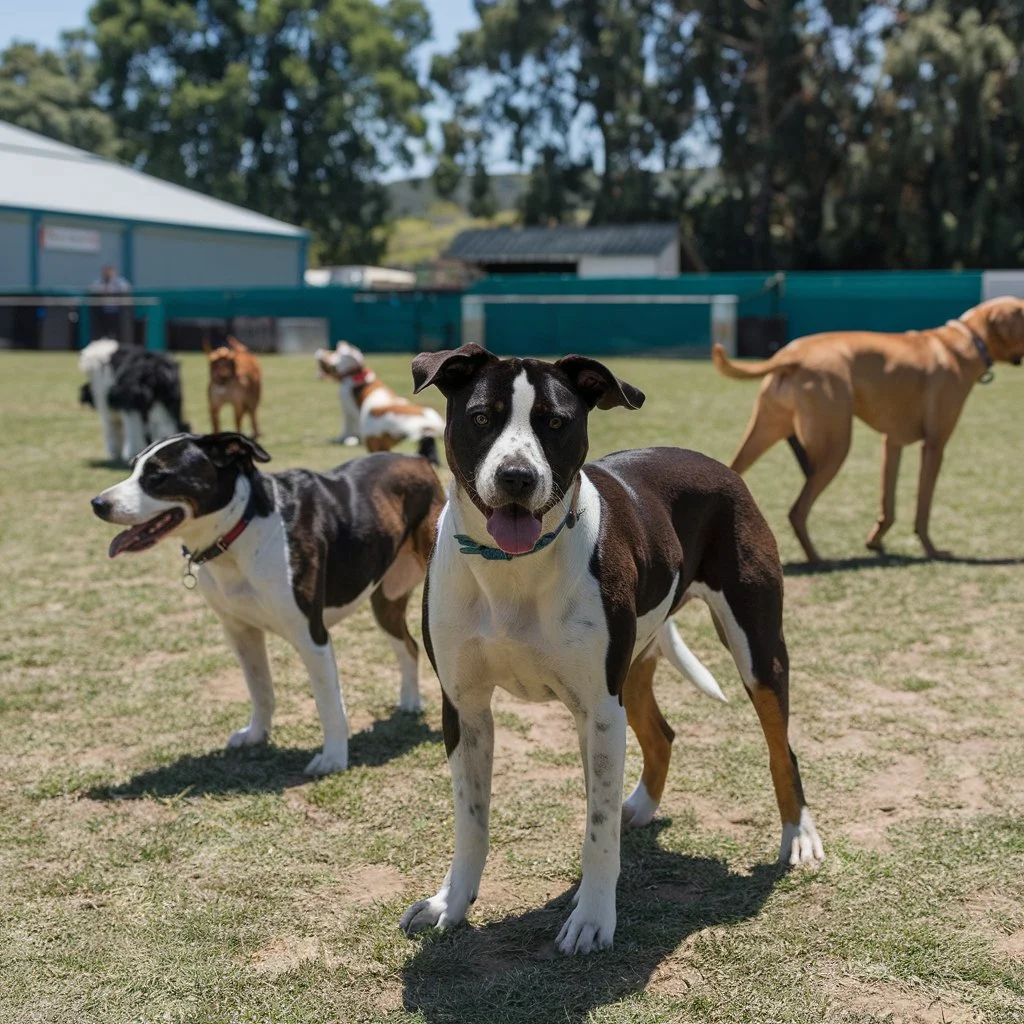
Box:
37 218 123 290
133 228 300 289
0 212 31 289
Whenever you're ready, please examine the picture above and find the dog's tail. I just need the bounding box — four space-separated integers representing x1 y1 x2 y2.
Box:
657 620 728 703
417 436 441 466
711 343 799 381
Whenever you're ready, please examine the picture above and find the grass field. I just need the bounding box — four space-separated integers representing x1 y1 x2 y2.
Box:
2 350 1023 1023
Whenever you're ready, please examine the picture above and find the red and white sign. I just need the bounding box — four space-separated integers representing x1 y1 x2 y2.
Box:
39 225 102 253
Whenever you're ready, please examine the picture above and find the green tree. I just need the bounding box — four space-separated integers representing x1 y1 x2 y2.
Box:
676 0 879 270
467 155 498 219
88 0 431 264
829 3 1024 269
0 32 120 158
432 0 693 226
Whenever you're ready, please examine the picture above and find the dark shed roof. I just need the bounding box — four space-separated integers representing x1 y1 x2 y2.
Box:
445 223 679 264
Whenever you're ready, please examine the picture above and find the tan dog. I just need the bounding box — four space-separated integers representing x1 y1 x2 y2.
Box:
712 296 1024 563
204 336 262 437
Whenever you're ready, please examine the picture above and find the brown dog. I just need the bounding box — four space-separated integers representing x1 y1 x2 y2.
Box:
712 296 1024 563
204 336 262 437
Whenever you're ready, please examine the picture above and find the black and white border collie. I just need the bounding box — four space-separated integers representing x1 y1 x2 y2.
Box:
79 340 189 462
91 433 444 775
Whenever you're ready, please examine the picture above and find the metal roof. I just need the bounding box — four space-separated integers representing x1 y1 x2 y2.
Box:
445 223 678 263
0 121 306 238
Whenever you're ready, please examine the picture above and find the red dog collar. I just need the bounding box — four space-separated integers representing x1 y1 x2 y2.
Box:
345 368 376 387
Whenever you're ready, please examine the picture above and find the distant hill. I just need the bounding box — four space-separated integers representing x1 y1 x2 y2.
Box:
386 174 529 218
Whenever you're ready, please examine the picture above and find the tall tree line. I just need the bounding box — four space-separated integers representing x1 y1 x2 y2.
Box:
1 1 1023 269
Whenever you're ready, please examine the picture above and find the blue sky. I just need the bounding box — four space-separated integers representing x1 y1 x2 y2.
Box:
2 0 477 53
2 1 481 178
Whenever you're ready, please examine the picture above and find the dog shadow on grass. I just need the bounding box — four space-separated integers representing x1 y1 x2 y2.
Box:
401 820 783 1023
84 710 441 800
784 552 1024 576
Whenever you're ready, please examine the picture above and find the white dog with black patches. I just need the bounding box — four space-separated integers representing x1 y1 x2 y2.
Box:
79 339 187 461
399 345 823 956
91 433 443 774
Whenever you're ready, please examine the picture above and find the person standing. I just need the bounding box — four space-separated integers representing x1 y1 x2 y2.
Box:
89 265 133 342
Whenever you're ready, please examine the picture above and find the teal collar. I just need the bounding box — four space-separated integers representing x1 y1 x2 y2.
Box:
454 481 582 562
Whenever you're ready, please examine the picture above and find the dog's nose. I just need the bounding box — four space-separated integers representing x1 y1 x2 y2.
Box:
497 464 538 500
91 496 112 520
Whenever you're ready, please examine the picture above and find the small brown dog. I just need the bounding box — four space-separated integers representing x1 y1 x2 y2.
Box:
204 336 262 437
712 296 1024 563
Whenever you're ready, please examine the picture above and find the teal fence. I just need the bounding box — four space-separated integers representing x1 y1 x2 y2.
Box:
466 271 986 355
1 270 989 355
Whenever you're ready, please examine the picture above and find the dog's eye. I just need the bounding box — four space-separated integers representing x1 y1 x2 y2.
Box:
473 412 489 427
548 417 563 430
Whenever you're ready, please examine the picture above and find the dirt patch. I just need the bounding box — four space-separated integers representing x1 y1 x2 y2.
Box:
830 978 982 1023
646 945 704 998
994 930 1024 961
202 668 245 705
344 863 407 905
843 754 929 850
249 935 321 977
491 692 579 789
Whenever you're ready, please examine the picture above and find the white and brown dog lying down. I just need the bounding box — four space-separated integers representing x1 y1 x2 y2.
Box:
399 345 823 956
315 341 444 464
79 339 189 462
90 433 443 775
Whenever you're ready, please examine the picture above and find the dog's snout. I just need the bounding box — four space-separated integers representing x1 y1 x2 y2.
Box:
91 496 112 520
497 464 538 500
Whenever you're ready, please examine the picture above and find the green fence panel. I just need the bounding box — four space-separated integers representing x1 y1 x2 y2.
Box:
469 274 782 355
779 271 983 340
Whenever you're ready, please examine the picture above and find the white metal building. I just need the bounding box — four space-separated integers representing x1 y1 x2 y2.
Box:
0 121 308 292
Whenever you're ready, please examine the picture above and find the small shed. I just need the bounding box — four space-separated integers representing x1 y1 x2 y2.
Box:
445 223 680 278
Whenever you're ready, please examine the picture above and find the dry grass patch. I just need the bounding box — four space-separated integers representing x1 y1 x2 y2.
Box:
1 350 1023 1023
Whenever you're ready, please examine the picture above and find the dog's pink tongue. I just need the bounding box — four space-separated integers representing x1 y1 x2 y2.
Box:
486 505 542 555
108 527 138 559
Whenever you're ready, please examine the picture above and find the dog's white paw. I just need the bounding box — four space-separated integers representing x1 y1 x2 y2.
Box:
556 892 616 955
304 745 348 776
399 889 470 936
780 808 825 868
226 724 269 749
342 436 360 447
621 781 658 831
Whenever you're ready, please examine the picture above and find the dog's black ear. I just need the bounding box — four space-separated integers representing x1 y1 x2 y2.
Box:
79 382 95 408
412 344 497 396
555 355 645 411
197 432 271 469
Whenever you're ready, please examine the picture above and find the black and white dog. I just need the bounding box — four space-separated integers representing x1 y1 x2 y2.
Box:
79 339 188 462
399 345 823 955
91 433 444 774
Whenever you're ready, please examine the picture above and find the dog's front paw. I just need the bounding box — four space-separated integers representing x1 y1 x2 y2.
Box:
399 890 469 937
556 892 616 955
304 744 348 775
621 781 658 831
780 808 825 868
397 694 423 714
226 724 269 749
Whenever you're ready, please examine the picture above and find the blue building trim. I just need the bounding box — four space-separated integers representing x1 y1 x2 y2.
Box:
123 223 134 280
28 211 40 290
297 236 309 285
0 203 309 244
